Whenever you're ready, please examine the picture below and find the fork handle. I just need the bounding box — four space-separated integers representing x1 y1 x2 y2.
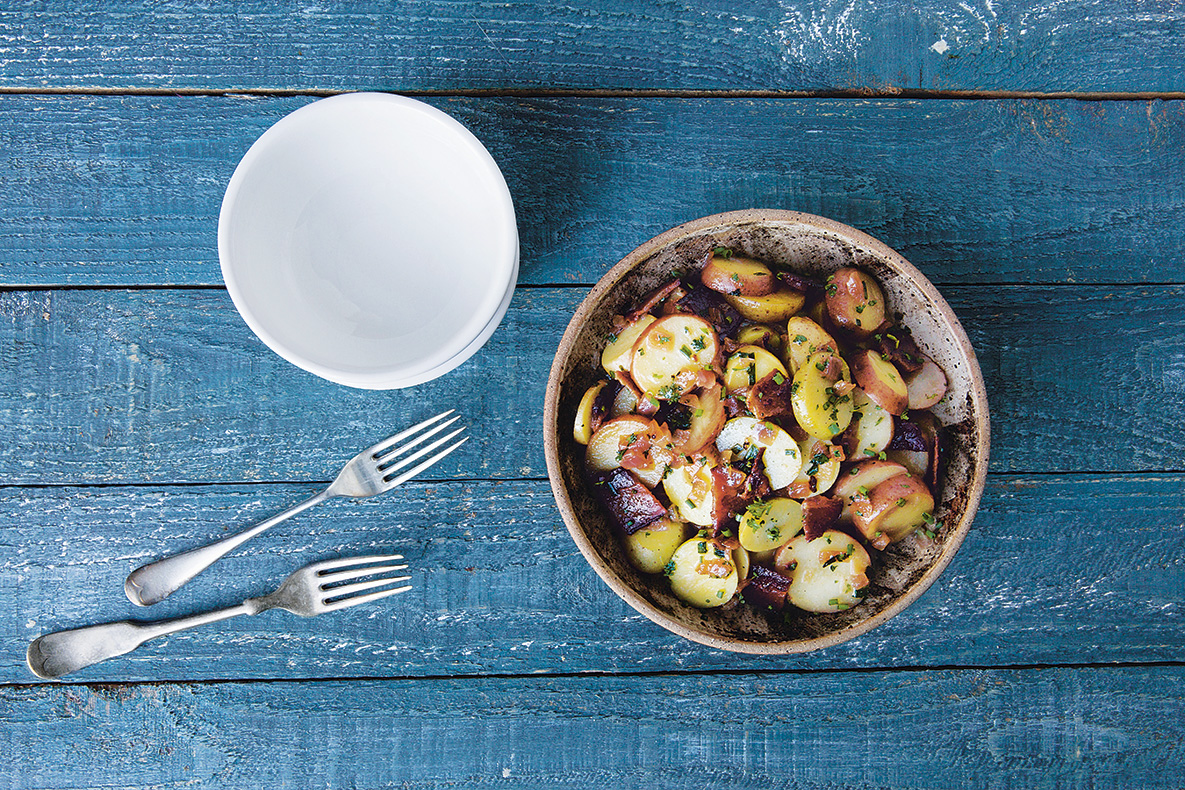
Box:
26 603 253 679
124 489 332 607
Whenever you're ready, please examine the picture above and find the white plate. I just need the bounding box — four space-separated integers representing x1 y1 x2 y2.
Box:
219 93 519 389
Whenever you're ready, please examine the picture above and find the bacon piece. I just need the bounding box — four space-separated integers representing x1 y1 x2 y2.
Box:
590 467 668 535
801 496 842 541
873 325 925 374
748 370 794 420
741 565 793 611
625 278 682 323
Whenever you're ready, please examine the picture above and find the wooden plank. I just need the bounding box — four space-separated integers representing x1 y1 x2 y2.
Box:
3 474 1182 683
0 285 1182 486
1 95 1184 288
1 2 1184 94
1 666 1181 788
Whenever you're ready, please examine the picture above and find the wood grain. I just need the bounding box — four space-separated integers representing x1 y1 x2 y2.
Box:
1 1 1183 94
1 95 1183 287
2 666 1181 788
3 474 1181 683
0 285 1182 487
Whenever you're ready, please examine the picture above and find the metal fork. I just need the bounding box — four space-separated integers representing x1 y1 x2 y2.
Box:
125 410 465 606
28 554 412 679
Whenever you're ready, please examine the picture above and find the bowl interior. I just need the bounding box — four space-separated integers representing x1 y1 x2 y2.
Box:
219 93 519 389
545 211 989 653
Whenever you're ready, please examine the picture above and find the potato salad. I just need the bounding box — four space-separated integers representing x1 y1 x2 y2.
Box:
573 249 949 614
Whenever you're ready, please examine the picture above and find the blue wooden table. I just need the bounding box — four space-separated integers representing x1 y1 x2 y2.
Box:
2 3 1183 787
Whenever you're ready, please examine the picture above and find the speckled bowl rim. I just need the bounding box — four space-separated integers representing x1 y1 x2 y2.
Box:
543 209 990 654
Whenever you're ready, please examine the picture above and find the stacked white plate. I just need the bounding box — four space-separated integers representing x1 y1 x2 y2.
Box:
219 93 519 389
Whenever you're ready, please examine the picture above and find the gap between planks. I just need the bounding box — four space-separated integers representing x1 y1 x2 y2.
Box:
0 86 1184 102
3 658 1184 692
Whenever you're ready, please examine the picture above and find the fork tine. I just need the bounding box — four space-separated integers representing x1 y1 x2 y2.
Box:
322 580 414 611
319 563 409 584
375 416 462 470
326 574 412 598
313 553 405 573
379 427 465 480
382 435 468 487
366 410 454 459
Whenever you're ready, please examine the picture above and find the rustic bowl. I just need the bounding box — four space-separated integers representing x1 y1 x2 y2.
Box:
543 209 990 654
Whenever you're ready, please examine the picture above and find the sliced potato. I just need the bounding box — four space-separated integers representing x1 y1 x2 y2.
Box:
723 288 806 323
585 416 674 489
662 454 717 527
832 459 909 523
622 516 688 574
735 323 783 353
715 416 802 491
701 254 776 297
850 349 908 416
790 351 855 440
573 382 608 445
630 315 719 396
601 315 656 374
738 497 804 553
674 384 726 454
666 536 739 608
732 545 751 581
825 267 886 338
784 316 838 373
848 388 894 460
784 438 842 498
905 355 948 409
850 472 935 548
723 345 788 394
610 381 639 417
777 531 871 613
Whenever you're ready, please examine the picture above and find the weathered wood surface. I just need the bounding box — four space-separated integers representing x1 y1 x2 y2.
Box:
2 1 1184 95
3 666 1182 789
1 285 1182 486
1 95 1184 288
3 474 1182 684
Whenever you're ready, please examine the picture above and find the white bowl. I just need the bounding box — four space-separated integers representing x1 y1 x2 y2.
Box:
219 93 519 389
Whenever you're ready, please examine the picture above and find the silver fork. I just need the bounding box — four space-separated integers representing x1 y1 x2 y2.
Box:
28 554 412 679
125 410 465 606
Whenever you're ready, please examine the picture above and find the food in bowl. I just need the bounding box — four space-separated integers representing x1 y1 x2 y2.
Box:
573 247 950 615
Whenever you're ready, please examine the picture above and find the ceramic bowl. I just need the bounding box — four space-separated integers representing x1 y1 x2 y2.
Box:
219 93 519 389
543 210 990 653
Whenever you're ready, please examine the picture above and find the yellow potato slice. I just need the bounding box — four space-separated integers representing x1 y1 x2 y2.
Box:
661 454 717 527
622 516 688 574
723 288 805 323
630 315 718 397
734 324 783 353
723 345 788 394
784 316 838 373
791 352 854 440
601 315 656 375
666 536 739 608
573 381 607 445
776 531 871 613
714 416 802 491
585 416 673 489
738 497 804 553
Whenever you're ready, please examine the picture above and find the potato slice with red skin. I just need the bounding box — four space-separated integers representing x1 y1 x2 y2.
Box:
630 314 719 397
585 415 674 489
672 384 726 454
825 267 886 338
701 254 777 297
851 472 935 548
905 355 949 409
832 459 910 523
851 349 909 416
